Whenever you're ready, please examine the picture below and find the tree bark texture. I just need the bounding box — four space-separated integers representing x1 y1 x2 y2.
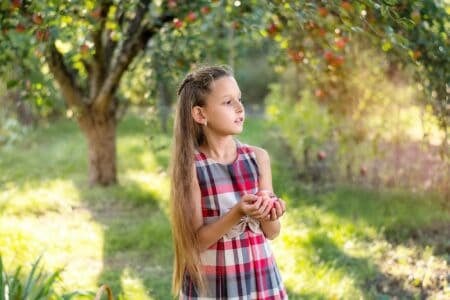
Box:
80 112 117 186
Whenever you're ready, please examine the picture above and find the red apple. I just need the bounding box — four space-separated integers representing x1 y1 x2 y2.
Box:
186 11 197 22
324 50 334 62
317 151 327 160
317 27 327 37
315 89 325 98
173 18 183 29
360 165 367 176
335 37 347 49
15 23 26 33
412 50 422 60
35 29 49 42
266 22 278 37
256 190 277 209
341 1 353 12
32 14 43 25
168 0 177 9
318 7 328 17
201 6 211 15
332 55 344 67
288 49 304 63
11 0 21 9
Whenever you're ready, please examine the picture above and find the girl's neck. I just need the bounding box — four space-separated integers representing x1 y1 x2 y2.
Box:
200 136 236 164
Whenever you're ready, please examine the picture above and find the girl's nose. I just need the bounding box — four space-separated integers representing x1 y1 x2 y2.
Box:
235 100 244 112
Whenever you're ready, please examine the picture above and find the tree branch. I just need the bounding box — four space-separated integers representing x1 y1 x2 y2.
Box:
93 0 154 113
89 0 113 100
46 43 86 112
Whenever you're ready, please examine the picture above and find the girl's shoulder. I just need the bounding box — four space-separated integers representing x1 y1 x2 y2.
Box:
238 141 270 165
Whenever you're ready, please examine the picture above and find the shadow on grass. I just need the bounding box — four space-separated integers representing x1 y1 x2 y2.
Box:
72 118 174 299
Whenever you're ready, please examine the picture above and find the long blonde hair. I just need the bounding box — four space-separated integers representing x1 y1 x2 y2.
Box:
170 65 233 295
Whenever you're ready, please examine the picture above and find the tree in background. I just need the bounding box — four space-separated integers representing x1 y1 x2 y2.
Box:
264 0 448 193
1 0 446 187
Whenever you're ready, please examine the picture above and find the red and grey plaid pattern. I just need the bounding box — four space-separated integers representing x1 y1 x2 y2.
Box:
180 140 287 299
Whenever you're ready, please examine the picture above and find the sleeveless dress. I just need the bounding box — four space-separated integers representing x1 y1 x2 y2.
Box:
181 140 287 299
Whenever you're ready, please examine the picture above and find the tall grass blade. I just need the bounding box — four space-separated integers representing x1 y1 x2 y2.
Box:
23 255 43 299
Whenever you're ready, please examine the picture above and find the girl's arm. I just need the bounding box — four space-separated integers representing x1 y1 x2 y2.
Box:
190 164 266 251
251 146 286 240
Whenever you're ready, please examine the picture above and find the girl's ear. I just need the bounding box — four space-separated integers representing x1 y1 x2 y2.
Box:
192 106 207 125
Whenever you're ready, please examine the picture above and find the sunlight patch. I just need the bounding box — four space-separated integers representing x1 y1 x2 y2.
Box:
120 268 154 300
0 179 81 215
0 211 104 292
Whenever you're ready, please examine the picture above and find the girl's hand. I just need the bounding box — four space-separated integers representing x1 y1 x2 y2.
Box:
239 193 272 220
264 198 286 222
256 190 286 222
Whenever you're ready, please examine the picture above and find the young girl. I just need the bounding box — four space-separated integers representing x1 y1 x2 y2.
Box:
170 65 287 299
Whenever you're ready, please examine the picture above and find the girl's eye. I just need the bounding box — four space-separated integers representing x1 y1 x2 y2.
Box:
226 100 232 105
239 98 243 103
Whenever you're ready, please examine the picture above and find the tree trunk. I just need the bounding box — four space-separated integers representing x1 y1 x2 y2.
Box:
80 113 117 186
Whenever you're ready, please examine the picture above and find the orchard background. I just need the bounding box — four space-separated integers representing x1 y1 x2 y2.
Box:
0 1 448 299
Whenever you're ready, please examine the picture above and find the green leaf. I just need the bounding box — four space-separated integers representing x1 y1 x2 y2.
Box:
23 255 43 299
0 257 4 300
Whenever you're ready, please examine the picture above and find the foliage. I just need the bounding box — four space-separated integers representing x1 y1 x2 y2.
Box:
0 255 87 300
263 0 448 131
266 41 448 192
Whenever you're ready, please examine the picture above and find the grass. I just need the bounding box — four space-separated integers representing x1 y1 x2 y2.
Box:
0 113 449 299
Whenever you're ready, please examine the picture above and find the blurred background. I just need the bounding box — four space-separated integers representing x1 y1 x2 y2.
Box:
0 0 448 299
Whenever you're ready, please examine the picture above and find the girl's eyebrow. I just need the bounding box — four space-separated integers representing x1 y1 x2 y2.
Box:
222 93 242 98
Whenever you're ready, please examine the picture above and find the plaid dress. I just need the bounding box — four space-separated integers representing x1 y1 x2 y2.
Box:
181 140 287 299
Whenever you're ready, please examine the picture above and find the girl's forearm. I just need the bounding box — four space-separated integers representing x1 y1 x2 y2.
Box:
196 205 245 251
260 219 281 240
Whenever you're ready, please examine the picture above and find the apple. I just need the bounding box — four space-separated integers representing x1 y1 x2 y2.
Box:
412 50 421 60
201 6 211 15
288 49 304 63
317 150 327 161
318 7 328 17
256 190 277 210
15 23 26 33
32 14 43 25
332 55 344 67
186 11 197 22
317 27 327 37
315 89 325 98
168 0 177 9
35 29 49 42
231 21 240 30
360 165 367 176
173 18 183 29
266 22 278 37
11 0 21 9
341 1 353 12
324 50 334 62
335 37 347 49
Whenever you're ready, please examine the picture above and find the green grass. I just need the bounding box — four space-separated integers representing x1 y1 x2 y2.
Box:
0 114 449 299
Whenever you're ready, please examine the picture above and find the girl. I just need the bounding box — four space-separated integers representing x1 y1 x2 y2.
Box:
170 65 287 299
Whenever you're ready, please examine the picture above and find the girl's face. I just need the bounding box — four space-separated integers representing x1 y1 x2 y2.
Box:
196 76 245 136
